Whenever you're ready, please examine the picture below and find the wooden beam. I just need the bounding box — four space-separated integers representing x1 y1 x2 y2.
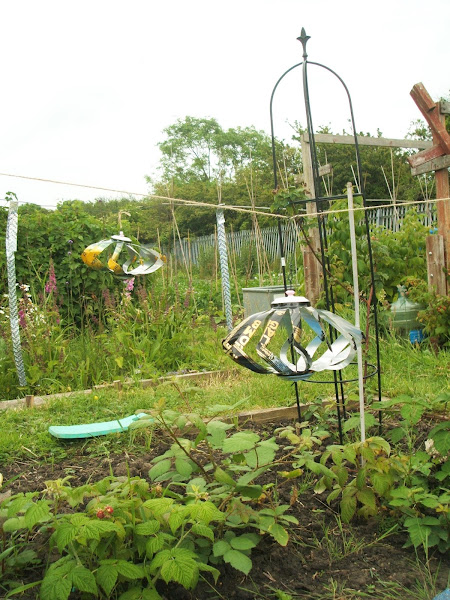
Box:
410 83 450 153
426 235 447 295
440 100 450 115
411 154 450 176
304 132 432 149
408 144 447 169
300 134 322 304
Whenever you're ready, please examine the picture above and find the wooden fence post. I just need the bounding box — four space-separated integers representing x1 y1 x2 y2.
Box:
300 134 322 303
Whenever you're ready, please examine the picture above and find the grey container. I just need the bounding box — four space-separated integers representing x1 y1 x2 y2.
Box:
242 286 287 318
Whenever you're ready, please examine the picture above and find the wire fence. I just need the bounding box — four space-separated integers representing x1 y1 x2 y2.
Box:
167 201 436 267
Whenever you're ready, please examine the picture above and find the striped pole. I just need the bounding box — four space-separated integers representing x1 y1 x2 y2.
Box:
6 198 27 387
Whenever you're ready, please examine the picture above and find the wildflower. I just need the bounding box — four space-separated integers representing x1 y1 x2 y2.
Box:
124 278 135 292
102 288 115 309
45 260 58 295
67 251 72 256
18 308 26 328
184 288 192 308
68 239 73 244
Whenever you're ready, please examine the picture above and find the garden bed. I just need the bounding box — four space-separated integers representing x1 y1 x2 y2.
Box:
1 412 448 600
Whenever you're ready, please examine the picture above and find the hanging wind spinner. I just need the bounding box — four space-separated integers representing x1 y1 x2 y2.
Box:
223 291 364 381
81 233 165 278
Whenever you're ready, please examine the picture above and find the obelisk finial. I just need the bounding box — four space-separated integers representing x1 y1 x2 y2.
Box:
297 27 310 60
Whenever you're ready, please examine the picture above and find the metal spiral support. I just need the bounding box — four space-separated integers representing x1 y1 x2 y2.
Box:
216 206 233 332
6 199 27 387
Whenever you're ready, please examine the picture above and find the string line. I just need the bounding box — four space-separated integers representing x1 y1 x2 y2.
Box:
0 171 447 222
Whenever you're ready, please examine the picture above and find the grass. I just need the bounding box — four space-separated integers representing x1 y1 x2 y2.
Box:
296 514 398 561
0 328 448 464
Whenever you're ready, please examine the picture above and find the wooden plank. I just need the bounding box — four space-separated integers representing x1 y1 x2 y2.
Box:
304 132 432 149
426 235 447 295
410 83 450 153
411 153 450 175
0 370 236 411
408 144 446 168
318 163 333 177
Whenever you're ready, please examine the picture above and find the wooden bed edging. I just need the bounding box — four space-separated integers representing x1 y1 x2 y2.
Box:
0 370 237 412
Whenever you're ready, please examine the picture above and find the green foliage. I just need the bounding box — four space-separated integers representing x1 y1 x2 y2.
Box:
0 402 301 598
326 203 429 303
407 277 450 348
276 405 450 555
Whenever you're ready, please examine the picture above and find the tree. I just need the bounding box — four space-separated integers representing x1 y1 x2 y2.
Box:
148 116 295 239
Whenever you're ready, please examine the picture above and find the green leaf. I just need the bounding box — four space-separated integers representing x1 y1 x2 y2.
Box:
188 501 225 524
305 459 336 480
174 458 194 477
40 572 72 600
390 427 406 444
223 549 253 574
146 533 165 556
343 445 357 465
327 488 342 504
213 540 230 557
96 565 118 596
404 518 433 548
148 459 172 481
191 523 214 541
230 533 260 550
268 523 289 546
71 566 98 594
222 431 260 453
357 488 376 511
6 495 30 517
340 494 357 522
118 587 158 600
198 562 220 583
158 548 199 589
143 498 174 517
53 521 78 552
25 500 51 529
115 356 124 369
400 403 424 425
214 467 236 487
371 472 391 496
420 496 440 509
135 520 160 536
116 560 145 580
235 484 263 499
2 516 26 533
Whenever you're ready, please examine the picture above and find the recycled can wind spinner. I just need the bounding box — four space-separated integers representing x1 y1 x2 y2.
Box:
81 233 165 278
223 291 364 381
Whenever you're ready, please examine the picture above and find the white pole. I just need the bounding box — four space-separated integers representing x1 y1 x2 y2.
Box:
347 182 365 445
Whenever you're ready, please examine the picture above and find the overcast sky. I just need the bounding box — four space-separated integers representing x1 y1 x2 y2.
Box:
0 0 448 209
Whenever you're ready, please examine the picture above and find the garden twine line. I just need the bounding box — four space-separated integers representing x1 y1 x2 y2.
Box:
0 171 448 222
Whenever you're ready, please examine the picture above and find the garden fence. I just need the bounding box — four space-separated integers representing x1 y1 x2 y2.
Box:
166 201 436 267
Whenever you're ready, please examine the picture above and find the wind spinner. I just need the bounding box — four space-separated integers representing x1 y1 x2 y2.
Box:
81 233 165 279
223 291 363 382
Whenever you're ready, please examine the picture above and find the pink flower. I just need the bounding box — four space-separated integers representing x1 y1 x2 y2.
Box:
45 260 58 295
18 308 26 328
124 278 135 292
